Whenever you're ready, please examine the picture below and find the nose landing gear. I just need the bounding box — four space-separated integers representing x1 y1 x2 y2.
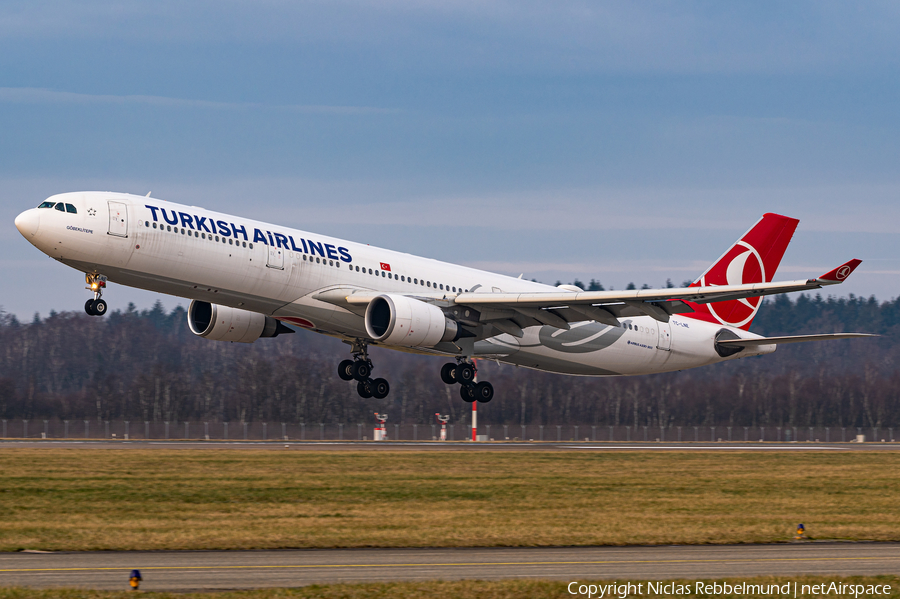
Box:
440 359 494 403
338 340 390 400
84 273 108 316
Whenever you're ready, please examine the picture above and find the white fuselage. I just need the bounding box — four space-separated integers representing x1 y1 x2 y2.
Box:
16 192 774 376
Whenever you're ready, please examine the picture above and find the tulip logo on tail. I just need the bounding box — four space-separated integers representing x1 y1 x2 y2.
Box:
684 213 798 331
698 241 766 329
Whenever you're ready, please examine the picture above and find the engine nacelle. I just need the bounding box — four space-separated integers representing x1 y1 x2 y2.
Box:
365 294 459 348
187 300 292 343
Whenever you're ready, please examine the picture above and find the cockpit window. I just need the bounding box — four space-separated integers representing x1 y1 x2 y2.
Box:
38 201 55 209
65 204 77 214
55 202 65 212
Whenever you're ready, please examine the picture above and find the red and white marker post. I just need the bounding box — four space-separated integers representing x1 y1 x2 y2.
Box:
471 359 478 442
374 412 388 441
436 413 449 441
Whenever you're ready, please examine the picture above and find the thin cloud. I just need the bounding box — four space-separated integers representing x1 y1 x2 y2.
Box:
0 87 396 115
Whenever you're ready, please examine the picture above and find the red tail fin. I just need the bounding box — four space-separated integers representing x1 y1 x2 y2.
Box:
682 213 799 330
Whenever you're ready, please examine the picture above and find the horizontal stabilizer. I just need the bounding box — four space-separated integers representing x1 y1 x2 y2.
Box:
716 333 877 347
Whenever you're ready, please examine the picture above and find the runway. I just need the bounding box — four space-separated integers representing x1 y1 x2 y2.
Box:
1 544 899 592
2 440 900 451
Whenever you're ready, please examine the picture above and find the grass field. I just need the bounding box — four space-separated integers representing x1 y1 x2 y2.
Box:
1 578 899 599
0 448 898 551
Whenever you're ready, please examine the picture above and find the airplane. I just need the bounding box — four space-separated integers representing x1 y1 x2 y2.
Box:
15 192 874 403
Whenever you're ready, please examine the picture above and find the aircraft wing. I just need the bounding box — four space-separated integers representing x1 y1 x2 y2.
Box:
449 259 863 325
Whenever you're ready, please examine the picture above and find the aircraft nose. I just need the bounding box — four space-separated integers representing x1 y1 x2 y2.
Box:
15 208 40 237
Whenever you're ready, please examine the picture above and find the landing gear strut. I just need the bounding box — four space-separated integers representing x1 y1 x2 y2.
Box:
84 273 108 316
440 358 493 403
338 340 390 400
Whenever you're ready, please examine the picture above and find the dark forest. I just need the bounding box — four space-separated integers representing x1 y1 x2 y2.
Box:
1 293 898 427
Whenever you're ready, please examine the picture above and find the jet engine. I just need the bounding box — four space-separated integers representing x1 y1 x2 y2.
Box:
365 294 459 347
187 300 293 343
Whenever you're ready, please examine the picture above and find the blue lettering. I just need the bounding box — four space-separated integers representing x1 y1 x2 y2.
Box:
338 247 352 263
289 235 304 252
194 216 212 233
179 212 195 229
266 231 275 246
231 223 248 241
307 239 325 257
274 233 289 249
146 205 160 221
301 238 308 253
325 244 339 260
253 228 268 245
160 208 179 225
217 220 231 237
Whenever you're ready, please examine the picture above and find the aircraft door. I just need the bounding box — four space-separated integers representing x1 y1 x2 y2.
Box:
107 201 128 237
267 245 284 269
657 321 671 351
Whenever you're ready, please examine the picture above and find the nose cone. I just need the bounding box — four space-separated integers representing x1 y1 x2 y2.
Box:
15 209 40 238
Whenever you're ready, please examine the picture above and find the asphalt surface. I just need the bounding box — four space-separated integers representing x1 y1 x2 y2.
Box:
3 440 900 451
1 544 898 591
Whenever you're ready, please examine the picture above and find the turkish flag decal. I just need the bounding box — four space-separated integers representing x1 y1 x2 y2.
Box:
380 262 391 272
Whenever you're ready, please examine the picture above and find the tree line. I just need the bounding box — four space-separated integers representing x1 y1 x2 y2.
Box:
0 292 897 427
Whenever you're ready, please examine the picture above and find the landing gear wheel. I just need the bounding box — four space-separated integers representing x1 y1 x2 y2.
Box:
352 361 371 381
455 363 475 384
357 380 373 399
440 363 457 385
475 381 494 403
84 299 97 316
371 378 390 399
93 298 108 316
460 383 476 402
338 360 355 381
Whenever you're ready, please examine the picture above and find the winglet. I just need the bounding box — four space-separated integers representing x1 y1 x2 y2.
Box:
817 259 862 283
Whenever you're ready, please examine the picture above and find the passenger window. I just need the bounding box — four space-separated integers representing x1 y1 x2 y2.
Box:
243 242 247 247
229 239 233 245
55 203 65 211
414 278 418 284
249 243 254 249
316 257 321 263
153 223 158 229
329 260 333 266
214 235 219 241
387 273 392 279
452 287 456 292
181 229 185 235
401 276 405 282
427 281 431 287
38 201 55 209
382 271 386 277
168 225 172 232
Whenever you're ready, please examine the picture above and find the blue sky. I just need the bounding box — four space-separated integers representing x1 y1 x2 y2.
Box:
2 1 899 318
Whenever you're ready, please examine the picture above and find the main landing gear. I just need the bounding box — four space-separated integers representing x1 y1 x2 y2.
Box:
338 341 390 400
83 273 108 316
440 359 494 403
